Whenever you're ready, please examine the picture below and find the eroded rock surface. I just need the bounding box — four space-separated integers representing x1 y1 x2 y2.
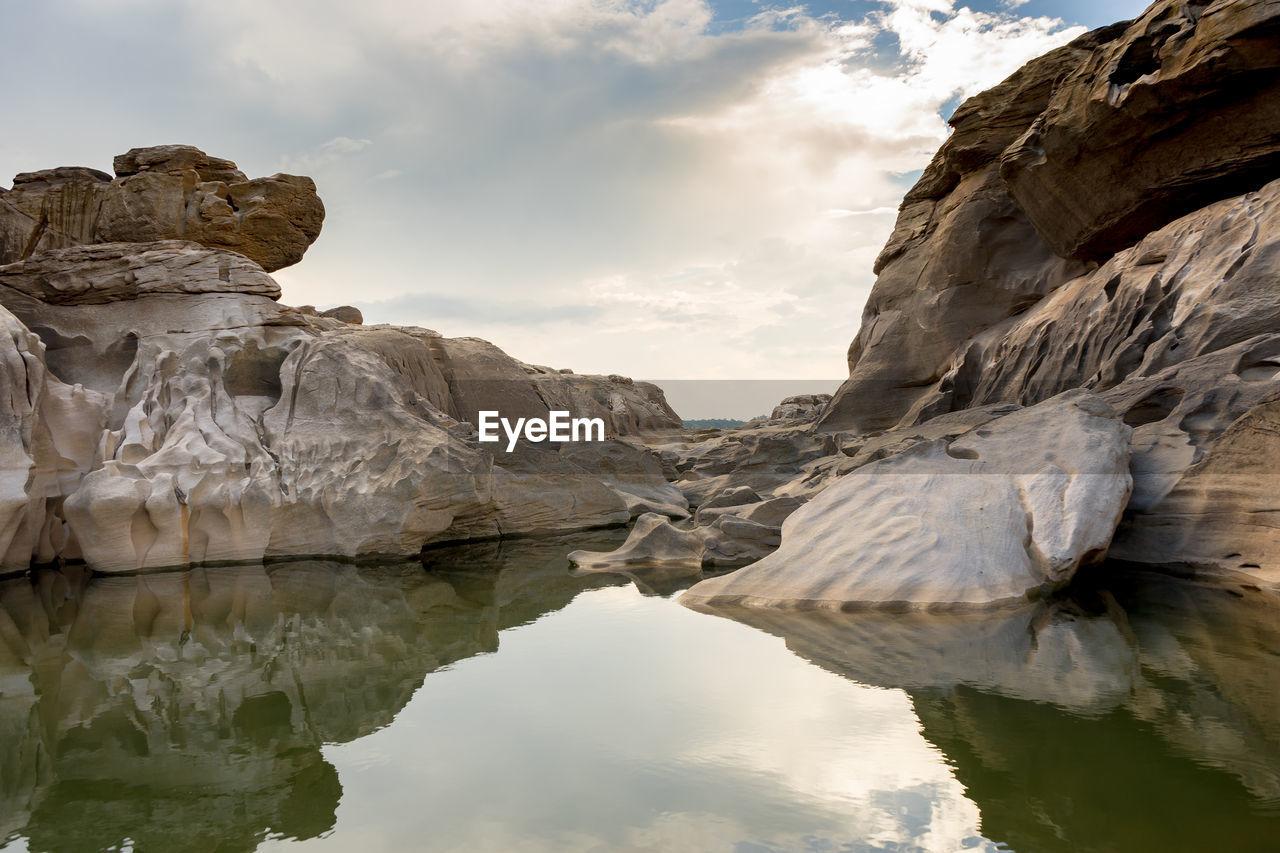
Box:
1002 0 1280 260
799 0 1280 590
821 1 1280 435
682 392 1132 610
0 145 323 271
0 149 684 573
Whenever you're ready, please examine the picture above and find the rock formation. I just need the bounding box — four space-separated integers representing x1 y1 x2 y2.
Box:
682 392 1132 610
669 0 1280 609
0 145 324 272
0 146 685 573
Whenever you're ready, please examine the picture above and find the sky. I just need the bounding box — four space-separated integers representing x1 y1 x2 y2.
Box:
0 0 1150 382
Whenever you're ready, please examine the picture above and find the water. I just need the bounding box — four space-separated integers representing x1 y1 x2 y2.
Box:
1 532 1279 852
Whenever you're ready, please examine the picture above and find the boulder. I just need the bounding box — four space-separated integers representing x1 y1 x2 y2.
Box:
0 145 323 271
568 509 781 574
769 394 831 421
682 391 1133 610
819 1 1280 434
321 305 363 324
816 28 1115 433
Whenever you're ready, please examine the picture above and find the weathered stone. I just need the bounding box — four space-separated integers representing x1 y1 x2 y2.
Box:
0 145 323 271
816 29 1117 433
769 394 830 421
0 241 279 304
1002 0 1280 260
321 305 363 324
0 243 684 572
568 509 780 575
683 392 1133 610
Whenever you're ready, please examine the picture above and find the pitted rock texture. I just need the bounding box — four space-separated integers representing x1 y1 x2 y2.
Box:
682 392 1133 610
769 394 831 421
0 237 683 573
821 0 1280 434
0 145 323 271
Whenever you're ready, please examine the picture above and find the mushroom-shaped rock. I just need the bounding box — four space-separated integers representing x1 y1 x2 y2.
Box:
0 145 324 271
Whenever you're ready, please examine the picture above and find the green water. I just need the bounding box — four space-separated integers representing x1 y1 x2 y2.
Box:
1 532 1278 852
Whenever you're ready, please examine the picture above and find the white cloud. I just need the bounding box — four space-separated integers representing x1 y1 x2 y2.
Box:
279 136 372 173
1 0 1092 381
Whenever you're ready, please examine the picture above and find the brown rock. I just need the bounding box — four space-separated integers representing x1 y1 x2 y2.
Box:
0 145 324 271
321 305 363 324
0 241 280 305
817 29 1114 432
1002 0 1280 260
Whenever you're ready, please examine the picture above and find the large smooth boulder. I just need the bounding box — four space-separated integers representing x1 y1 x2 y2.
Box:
0 145 324 271
682 392 1133 610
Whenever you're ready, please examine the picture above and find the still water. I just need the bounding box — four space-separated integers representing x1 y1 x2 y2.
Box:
1 530 1279 852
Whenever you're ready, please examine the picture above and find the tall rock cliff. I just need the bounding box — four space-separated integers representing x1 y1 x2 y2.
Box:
676 0 1280 609
812 0 1280 587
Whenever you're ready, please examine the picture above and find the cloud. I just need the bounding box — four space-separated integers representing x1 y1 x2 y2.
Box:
0 0 1098 381
279 136 372 173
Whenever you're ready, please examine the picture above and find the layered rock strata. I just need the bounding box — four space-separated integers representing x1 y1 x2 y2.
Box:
0 145 324 272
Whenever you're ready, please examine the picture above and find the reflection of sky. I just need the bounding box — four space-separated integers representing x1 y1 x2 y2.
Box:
0 0 1151 382
260 585 996 852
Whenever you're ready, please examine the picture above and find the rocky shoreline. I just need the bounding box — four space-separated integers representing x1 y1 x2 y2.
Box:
4 0 1280 616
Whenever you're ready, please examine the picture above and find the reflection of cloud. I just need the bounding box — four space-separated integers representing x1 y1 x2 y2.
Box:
277 585 995 852
0 0 1135 379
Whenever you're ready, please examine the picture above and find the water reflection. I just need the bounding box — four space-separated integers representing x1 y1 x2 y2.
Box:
694 570 1280 852
0 531 629 853
2 538 1279 852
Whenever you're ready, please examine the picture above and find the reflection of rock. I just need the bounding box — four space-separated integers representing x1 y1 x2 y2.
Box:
1113 572 1280 806
692 566 1280 851
0 533 627 852
694 596 1138 714
683 392 1132 610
